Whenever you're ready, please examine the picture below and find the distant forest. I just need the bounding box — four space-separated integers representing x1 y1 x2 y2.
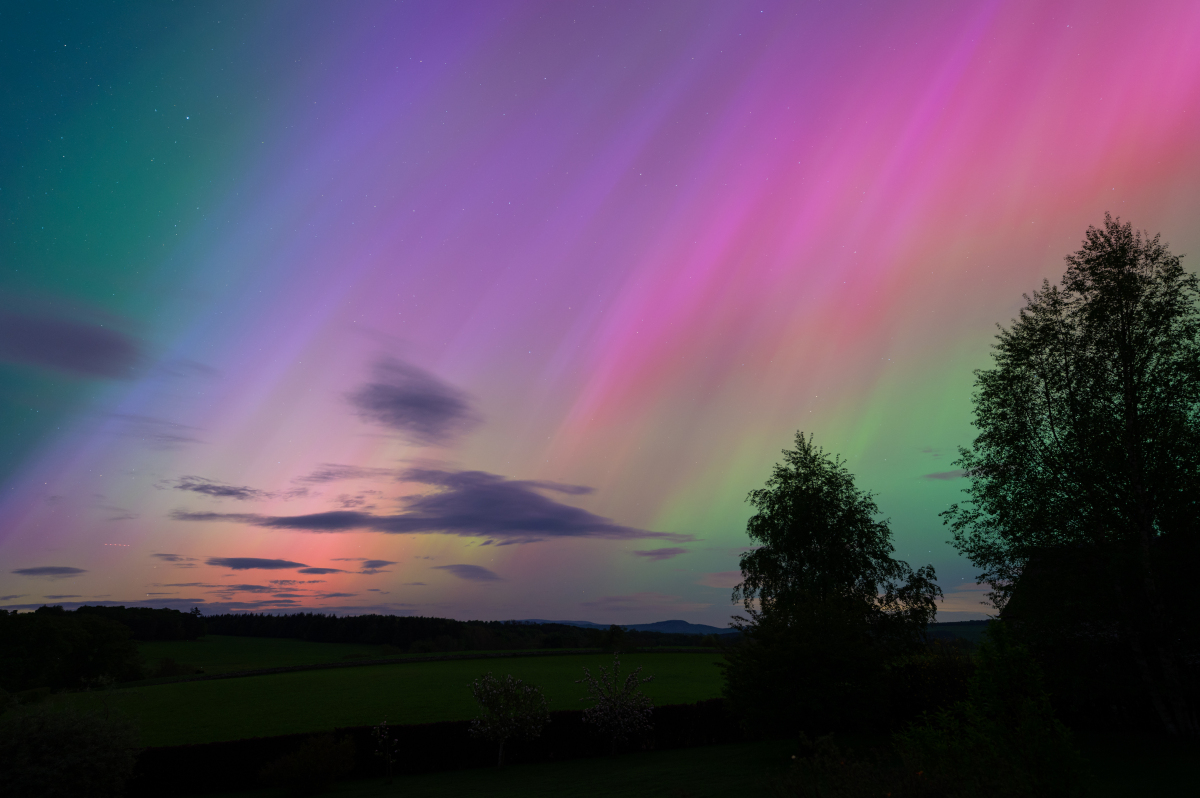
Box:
0 605 726 693
202 611 726 652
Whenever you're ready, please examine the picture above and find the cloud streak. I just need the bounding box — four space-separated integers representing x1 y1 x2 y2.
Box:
292 464 397 484
348 358 479 445
632 547 689 561
173 476 272 500
922 470 968 480
171 468 692 543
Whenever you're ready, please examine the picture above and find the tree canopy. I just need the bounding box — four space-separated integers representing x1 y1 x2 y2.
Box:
734 431 940 640
725 432 941 733
945 214 1200 736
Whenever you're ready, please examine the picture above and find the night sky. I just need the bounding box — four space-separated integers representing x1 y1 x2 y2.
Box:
3 1 1199 624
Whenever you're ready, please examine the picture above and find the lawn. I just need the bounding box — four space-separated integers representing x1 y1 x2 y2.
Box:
63 651 725 747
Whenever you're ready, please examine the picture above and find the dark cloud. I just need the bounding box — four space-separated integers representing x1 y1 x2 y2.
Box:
318 592 356 599
348 358 479 445
173 476 271 501
292 464 397 484
269 579 325 586
13 566 87 578
171 468 692 544
633 547 689 561
297 567 346 575
433 564 502 582
0 311 140 378
403 582 427 586
923 470 968 480
0 595 25 601
205 557 308 571
210 585 276 594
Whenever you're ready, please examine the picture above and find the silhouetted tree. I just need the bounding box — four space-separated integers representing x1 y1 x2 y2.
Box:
468 672 549 767
726 432 941 733
944 214 1200 736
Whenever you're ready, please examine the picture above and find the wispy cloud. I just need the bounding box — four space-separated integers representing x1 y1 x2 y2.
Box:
632 547 689 561
292 464 397 484
297 567 346 575
173 476 272 500
579 591 710 615
152 553 197 563
433 564 502 582
922 470 967 480
348 358 480 445
171 468 693 543
110 414 203 449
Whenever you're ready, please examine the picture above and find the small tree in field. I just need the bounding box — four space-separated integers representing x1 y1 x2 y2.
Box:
468 672 549 767
576 654 654 753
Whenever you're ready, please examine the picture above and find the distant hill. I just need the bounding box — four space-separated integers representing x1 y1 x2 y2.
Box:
512 619 739 635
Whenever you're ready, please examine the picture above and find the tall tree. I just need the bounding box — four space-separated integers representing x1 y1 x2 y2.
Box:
945 214 1200 736
726 432 940 732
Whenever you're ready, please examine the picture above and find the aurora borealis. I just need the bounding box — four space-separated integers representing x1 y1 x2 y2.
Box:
3 1 1200 624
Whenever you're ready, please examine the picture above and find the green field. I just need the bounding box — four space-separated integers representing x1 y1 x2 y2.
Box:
62 651 724 747
136 635 409 675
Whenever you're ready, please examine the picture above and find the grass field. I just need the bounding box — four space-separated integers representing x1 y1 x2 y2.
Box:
62 651 725 746
136 636 404 676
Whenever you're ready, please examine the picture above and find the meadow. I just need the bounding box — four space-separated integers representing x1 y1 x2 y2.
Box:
63 643 724 747
137 635 403 675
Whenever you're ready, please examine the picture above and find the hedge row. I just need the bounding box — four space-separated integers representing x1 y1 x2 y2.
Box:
129 699 742 796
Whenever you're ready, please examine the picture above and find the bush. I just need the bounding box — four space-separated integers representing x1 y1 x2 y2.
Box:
0 704 138 798
774 622 1085 798
577 653 654 753
469 672 550 766
893 622 1085 796
259 734 355 796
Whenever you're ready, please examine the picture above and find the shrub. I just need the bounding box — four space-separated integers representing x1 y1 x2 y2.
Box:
577 653 654 753
774 623 1086 798
469 672 550 766
0 704 138 798
259 734 355 796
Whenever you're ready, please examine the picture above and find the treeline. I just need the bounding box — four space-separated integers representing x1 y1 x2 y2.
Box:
203 612 725 652
0 605 204 694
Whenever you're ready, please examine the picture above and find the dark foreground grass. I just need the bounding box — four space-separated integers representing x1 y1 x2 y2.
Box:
174 732 1200 798
194 738 798 798
59 651 724 746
